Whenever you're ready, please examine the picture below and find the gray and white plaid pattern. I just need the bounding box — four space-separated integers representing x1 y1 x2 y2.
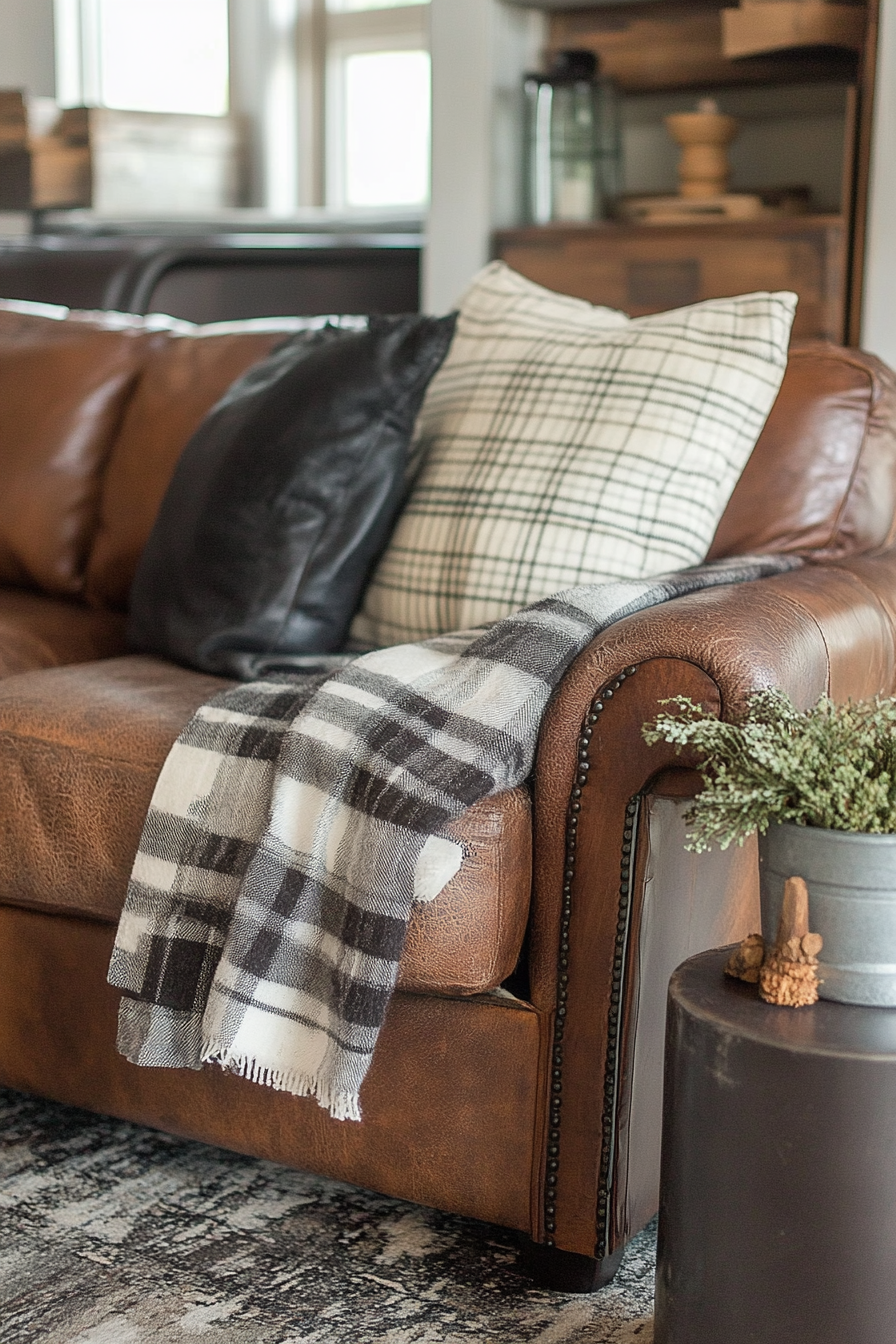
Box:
110 555 801 1120
350 264 796 648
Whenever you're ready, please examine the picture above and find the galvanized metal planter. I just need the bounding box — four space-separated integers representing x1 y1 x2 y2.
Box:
759 822 896 1007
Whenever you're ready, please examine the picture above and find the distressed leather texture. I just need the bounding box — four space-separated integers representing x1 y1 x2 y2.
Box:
0 588 126 678
0 905 539 1232
0 308 149 596
0 656 531 995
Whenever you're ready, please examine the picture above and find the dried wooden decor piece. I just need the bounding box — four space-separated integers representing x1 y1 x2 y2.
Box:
759 876 823 1007
725 876 823 1006
725 932 766 983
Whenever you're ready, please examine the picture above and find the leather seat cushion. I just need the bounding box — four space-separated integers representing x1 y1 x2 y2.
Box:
0 656 531 996
0 588 127 679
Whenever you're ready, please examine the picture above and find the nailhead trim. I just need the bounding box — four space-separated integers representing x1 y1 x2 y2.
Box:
543 665 639 1249
595 790 641 1258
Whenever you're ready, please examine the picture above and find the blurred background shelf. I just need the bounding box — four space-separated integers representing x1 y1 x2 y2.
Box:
499 0 876 344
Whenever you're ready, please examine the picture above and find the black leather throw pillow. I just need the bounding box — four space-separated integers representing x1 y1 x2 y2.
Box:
127 313 457 678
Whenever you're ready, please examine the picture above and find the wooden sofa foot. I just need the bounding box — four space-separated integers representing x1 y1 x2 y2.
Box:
518 1240 625 1292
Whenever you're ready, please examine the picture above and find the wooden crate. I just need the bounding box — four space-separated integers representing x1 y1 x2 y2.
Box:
494 215 846 342
30 107 240 213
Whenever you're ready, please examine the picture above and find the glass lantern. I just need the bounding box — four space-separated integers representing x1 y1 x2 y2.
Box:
524 49 621 226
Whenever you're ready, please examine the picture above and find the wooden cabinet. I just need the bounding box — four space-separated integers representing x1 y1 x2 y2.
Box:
495 215 846 342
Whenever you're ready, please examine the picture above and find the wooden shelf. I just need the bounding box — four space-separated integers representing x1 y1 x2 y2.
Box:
549 2 861 92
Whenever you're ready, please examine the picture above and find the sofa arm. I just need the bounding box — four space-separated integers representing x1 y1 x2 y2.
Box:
533 549 896 979
526 551 896 1259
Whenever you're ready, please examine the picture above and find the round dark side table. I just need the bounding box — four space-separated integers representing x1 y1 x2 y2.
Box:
654 947 896 1344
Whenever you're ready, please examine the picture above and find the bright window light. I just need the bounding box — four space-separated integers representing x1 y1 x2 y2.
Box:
327 0 428 12
343 49 430 207
96 0 229 116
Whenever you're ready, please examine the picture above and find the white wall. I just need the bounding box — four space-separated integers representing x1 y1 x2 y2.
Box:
0 0 55 96
228 0 269 208
424 0 545 313
862 0 896 366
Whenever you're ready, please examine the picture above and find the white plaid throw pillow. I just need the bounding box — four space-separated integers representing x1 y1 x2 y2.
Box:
350 262 796 647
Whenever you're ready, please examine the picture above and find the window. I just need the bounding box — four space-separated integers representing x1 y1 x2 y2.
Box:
324 0 431 209
53 0 430 214
54 0 229 117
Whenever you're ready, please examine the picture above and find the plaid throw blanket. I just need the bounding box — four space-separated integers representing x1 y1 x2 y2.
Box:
109 554 800 1120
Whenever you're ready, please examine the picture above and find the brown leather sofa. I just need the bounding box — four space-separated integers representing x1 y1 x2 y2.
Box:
1 301 896 1290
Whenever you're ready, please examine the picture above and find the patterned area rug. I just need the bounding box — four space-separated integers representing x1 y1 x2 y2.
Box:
0 1088 656 1344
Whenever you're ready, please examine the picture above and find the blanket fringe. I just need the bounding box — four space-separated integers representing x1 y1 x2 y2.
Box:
200 1041 362 1122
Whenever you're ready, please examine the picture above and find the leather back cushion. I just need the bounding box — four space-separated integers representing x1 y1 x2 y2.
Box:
709 342 896 561
0 306 149 597
12 310 888 614
84 326 289 610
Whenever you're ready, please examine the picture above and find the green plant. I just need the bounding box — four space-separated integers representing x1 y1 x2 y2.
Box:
642 688 896 851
